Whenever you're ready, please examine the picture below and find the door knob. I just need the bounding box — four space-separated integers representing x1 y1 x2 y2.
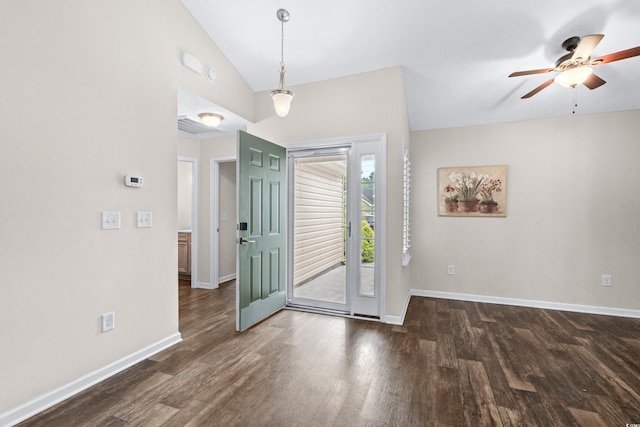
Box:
238 237 255 244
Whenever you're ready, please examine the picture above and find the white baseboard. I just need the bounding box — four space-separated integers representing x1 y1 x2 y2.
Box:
411 289 640 319
0 333 182 427
195 274 235 290
195 281 216 290
384 289 412 325
218 273 236 284
384 315 403 325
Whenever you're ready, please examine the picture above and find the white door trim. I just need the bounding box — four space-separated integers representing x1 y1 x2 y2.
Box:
210 155 236 289
178 156 198 289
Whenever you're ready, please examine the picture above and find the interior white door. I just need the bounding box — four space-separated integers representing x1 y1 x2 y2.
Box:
287 148 350 313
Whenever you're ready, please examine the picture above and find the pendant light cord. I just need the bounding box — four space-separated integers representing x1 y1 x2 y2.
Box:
280 19 285 69
271 8 294 118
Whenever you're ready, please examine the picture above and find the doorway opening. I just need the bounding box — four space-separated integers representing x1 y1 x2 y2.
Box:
178 156 198 288
234 132 386 329
289 151 348 310
210 156 237 288
285 136 385 318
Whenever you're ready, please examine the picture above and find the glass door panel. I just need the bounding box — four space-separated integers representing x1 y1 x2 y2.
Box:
287 137 383 319
359 154 375 297
349 141 380 318
288 151 349 311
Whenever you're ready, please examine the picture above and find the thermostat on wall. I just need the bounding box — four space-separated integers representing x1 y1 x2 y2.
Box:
124 175 144 188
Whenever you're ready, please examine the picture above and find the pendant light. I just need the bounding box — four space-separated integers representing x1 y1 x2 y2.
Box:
270 9 294 117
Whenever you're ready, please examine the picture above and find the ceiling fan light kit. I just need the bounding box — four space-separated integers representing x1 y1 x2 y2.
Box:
509 34 640 99
270 8 294 117
554 66 593 88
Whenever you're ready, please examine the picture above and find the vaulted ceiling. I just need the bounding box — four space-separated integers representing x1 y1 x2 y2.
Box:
181 0 640 131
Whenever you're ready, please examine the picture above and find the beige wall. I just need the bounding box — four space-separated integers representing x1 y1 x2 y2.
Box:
410 110 640 310
0 0 253 416
177 160 193 231
178 136 200 158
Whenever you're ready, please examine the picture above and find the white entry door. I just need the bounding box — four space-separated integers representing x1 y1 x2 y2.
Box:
287 136 385 318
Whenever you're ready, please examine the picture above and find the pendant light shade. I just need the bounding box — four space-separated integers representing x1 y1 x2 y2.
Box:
271 91 294 117
271 9 294 117
271 65 294 117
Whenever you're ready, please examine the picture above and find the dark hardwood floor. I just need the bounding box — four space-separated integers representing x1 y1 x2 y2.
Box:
20 280 640 426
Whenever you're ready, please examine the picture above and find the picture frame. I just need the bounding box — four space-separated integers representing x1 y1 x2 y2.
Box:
438 165 507 217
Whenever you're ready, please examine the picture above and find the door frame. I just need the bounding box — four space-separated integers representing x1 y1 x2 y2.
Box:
178 156 198 289
286 147 351 313
286 134 387 319
210 155 237 289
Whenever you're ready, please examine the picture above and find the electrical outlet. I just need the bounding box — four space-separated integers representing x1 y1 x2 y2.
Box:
601 275 612 287
447 265 455 275
102 312 115 332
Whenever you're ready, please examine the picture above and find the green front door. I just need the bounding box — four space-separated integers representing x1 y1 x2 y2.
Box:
237 131 286 331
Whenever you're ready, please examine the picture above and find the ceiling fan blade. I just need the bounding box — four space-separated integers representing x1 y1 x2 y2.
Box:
571 34 604 62
583 73 606 90
591 46 640 65
509 68 555 78
521 78 555 99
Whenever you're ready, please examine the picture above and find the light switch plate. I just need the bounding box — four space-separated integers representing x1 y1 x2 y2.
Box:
101 212 121 230
137 212 152 228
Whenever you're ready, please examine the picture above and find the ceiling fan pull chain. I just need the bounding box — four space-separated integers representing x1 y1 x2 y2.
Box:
572 87 578 114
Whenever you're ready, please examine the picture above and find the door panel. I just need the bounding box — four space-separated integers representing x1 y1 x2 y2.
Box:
287 149 350 312
359 153 375 297
349 142 380 317
286 142 383 318
237 131 286 331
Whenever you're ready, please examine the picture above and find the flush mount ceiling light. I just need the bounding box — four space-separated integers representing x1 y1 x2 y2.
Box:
270 9 294 117
199 113 224 127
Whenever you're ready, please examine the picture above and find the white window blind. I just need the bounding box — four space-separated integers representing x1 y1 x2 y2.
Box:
402 147 412 266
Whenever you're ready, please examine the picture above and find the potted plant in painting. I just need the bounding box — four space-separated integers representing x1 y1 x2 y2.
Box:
479 178 502 214
448 172 484 212
443 184 459 212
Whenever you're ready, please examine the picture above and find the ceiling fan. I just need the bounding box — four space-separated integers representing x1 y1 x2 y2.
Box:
509 34 640 99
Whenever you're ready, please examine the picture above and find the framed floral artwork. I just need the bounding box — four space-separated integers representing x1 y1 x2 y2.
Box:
438 165 507 217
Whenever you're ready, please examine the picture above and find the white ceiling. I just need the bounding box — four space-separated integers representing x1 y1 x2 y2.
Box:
180 0 640 131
